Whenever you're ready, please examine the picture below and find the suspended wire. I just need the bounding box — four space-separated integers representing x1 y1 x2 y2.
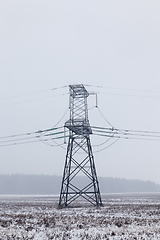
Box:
0 132 65 146
94 105 114 128
2 124 160 148
0 85 69 101
38 132 66 148
43 131 66 137
0 139 42 147
93 133 160 142
85 84 160 95
92 129 115 147
50 135 70 150
92 137 120 153
0 89 52 101
115 128 160 135
38 131 67 149
93 130 160 140
37 129 66 148
0 93 69 107
92 125 160 136
92 128 116 135
118 131 160 139
0 106 69 148
38 108 69 147
96 91 160 99
2 127 160 148
92 136 112 147
52 108 69 128
2 122 160 148
0 136 56 147
91 126 113 130
85 84 160 100
37 136 62 147
49 107 69 148
0 132 36 140
2 82 160 149
91 124 160 144
0 135 39 144
0 127 65 148
36 126 64 134
0 84 68 148
51 139 66 150
52 85 68 91
0 126 63 141
2 84 159 140
0 135 69 148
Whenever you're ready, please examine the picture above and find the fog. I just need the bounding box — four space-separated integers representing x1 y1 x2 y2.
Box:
0 1 160 183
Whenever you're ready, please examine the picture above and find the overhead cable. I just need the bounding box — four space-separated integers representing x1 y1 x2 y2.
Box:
0 126 63 140
91 125 160 136
96 107 114 128
85 84 160 95
39 108 69 147
0 93 68 107
92 136 113 147
0 85 69 101
0 134 69 148
97 91 160 99
92 137 120 153
92 133 160 142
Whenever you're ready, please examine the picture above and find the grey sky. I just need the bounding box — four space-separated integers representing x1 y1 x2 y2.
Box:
0 1 160 184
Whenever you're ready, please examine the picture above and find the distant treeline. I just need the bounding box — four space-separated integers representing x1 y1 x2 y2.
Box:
0 174 160 195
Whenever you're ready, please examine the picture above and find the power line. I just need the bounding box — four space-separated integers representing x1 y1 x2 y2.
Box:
0 93 68 107
97 91 160 99
0 126 63 140
0 135 38 144
51 108 69 128
92 125 160 136
85 84 160 95
0 85 69 101
85 84 160 100
38 135 66 148
92 136 113 147
0 132 69 148
92 137 120 153
38 108 69 147
1 84 160 150
92 132 160 142
92 131 160 140
2 123 160 148
52 85 68 91
0 135 69 148
0 106 69 148
51 139 67 150
96 107 114 128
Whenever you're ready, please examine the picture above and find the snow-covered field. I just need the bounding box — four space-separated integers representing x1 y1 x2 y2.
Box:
0 193 160 239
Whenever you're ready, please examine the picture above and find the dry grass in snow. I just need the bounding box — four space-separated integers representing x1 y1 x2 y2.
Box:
0 193 160 239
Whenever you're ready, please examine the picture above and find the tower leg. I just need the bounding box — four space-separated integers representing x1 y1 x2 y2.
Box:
58 137 73 207
87 137 102 206
58 136 102 208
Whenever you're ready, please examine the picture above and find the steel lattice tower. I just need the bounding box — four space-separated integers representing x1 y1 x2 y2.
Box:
58 84 102 207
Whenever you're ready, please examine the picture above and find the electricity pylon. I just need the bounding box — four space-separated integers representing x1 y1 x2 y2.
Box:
58 84 102 207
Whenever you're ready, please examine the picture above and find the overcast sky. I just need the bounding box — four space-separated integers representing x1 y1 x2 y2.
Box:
0 1 160 184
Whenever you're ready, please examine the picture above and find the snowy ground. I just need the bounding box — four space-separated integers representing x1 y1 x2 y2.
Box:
0 193 160 239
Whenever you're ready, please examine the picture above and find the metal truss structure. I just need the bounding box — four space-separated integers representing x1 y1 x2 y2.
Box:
58 84 102 208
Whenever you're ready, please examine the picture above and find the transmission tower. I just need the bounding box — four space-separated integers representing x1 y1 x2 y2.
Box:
58 84 102 208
